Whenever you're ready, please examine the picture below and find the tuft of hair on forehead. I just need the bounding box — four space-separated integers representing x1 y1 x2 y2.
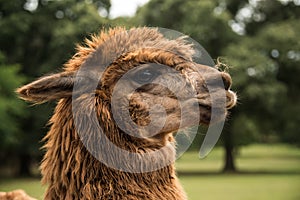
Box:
64 27 195 72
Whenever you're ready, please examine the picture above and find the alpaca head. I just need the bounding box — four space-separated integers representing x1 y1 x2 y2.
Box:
17 27 236 172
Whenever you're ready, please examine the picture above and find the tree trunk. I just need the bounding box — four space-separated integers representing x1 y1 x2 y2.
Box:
18 153 32 177
223 131 236 172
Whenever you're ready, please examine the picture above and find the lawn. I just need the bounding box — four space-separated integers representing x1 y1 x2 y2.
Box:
180 174 300 200
177 144 300 200
0 144 299 200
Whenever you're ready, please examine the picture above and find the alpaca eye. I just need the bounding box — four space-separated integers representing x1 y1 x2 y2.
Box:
133 69 159 84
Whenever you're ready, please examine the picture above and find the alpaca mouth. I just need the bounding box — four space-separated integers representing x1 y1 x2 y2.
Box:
190 89 236 125
184 64 236 116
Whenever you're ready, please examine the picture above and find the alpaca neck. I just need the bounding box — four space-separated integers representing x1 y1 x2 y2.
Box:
42 135 184 199
41 99 186 199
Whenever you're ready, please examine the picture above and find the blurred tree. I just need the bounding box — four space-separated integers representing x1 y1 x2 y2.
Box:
0 52 27 173
222 0 300 171
0 0 110 76
0 52 26 147
0 0 110 176
252 20 300 145
222 34 288 170
241 0 300 35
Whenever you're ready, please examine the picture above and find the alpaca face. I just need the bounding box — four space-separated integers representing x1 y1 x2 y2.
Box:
99 55 236 139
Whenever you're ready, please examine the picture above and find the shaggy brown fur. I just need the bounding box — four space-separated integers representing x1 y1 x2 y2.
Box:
16 27 236 200
0 190 36 200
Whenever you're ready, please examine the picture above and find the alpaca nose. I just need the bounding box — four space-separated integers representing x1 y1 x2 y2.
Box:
221 72 232 90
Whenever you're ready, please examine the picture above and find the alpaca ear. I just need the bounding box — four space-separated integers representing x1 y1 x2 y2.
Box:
16 71 76 103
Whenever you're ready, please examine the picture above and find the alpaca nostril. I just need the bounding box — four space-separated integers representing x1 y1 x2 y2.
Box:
221 72 232 90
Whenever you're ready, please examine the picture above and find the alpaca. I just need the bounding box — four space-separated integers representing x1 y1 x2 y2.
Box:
16 27 236 199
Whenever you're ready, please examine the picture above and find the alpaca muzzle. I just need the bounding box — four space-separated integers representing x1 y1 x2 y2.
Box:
181 63 236 125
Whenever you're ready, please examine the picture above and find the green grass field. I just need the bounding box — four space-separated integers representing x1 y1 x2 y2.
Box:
0 144 300 200
178 144 300 200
